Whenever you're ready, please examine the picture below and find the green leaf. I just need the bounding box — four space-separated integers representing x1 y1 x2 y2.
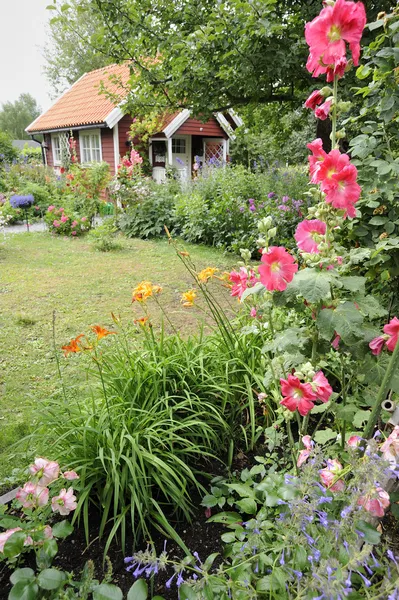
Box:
236 498 257 514
290 268 332 303
3 531 27 558
94 583 124 600
369 216 388 226
314 428 337 444
207 511 242 525
9 582 39 600
37 569 66 590
204 552 219 571
52 520 74 539
317 309 336 340
355 295 387 319
332 302 364 345
353 410 371 429
241 281 265 301
10 569 35 585
127 579 148 600
340 276 366 294
355 520 381 544
221 532 236 543
178 583 197 600
201 495 219 508
227 483 256 498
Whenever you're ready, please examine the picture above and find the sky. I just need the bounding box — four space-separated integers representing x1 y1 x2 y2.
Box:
0 0 53 113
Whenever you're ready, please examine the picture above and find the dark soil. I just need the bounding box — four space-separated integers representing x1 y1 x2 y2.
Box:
0 449 260 599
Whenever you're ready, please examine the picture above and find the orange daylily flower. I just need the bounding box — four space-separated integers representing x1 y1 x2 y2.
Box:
62 334 85 357
134 317 150 326
132 281 162 302
179 251 190 257
91 325 117 340
181 290 197 307
197 267 218 283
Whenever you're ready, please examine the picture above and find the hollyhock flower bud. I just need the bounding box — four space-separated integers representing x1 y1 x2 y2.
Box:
305 90 324 110
51 487 77 516
369 336 386 356
315 100 332 120
259 247 298 292
30 458 60 486
357 487 390 517
320 459 345 492
250 307 257 318
332 333 341 349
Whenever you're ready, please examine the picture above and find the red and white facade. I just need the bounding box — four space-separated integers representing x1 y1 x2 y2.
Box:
26 65 242 182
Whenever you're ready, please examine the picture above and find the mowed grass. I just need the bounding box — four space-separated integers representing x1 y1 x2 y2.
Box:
0 232 237 485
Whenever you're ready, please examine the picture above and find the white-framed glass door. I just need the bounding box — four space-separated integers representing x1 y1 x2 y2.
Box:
171 135 191 179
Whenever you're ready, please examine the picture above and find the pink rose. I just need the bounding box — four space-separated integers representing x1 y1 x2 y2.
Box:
320 459 345 492
51 487 77 516
61 215 68 223
71 231 77 236
53 220 60 228
16 482 49 508
30 458 60 486
47 205 55 212
71 220 78 227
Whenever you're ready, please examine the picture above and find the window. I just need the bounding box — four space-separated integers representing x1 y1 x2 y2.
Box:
172 138 186 154
52 136 61 164
80 130 102 163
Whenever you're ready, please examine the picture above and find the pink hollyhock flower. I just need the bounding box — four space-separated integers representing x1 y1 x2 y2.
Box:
384 316 399 352
347 435 361 448
280 375 317 416
314 149 350 187
320 459 345 492
130 149 143 166
0 528 22 553
357 486 390 517
332 333 341 350
16 482 49 508
122 157 132 168
63 470 79 480
369 336 386 356
307 138 328 182
305 89 324 110
51 487 77 516
295 219 326 253
380 426 399 463
324 167 361 218
259 247 298 292
81 217 87 222
305 0 367 71
229 267 258 300
297 435 313 467
30 458 60 486
313 370 333 403
47 205 55 212
315 100 332 120
250 307 257 318
327 56 348 80
53 220 60 228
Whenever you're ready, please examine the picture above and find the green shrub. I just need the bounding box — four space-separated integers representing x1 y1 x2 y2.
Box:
89 219 123 251
0 200 23 224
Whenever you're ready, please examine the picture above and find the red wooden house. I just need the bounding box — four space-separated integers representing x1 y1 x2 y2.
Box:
26 64 242 182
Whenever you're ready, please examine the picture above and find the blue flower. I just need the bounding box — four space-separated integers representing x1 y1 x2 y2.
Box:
10 194 34 208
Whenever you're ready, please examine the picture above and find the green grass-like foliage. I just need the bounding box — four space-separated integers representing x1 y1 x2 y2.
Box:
41 324 262 554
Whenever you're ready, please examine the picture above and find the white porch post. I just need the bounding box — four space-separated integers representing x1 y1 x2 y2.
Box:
167 137 173 166
222 139 227 163
113 123 119 173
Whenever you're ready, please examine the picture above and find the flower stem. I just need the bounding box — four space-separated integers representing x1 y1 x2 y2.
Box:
331 75 338 149
363 341 399 440
286 420 298 473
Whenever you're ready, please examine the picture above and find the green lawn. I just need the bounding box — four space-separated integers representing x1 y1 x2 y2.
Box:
0 232 237 485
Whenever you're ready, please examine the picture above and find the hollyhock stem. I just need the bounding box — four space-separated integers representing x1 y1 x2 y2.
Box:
363 340 399 440
286 420 298 473
331 75 338 149
340 357 347 449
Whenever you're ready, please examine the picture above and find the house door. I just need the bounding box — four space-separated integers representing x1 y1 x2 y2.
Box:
171 136 191 179
203 138 225 166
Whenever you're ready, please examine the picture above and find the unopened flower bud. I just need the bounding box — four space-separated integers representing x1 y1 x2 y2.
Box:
294 370 304 379
258 216 273 232
257 237 266 246
336 128 346 140
320 86 333 97
268 227 277 239
240 248 252 262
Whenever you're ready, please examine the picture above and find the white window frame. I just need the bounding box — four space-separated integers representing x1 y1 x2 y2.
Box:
172 138 186 154
51 134 62 166
79 129 102 164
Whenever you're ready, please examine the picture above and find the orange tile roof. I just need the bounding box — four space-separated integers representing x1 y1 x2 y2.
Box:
27 64 131 133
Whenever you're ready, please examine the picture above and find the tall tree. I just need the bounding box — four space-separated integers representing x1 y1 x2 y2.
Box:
0 94 41 140
44 0 113 97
